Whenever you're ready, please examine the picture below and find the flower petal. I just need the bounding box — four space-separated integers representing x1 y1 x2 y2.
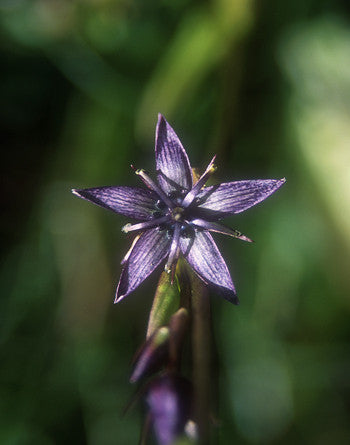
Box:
72 186 158 220
116 228 171 302
196 178 285 217
179 231 238 304
155 114 192 193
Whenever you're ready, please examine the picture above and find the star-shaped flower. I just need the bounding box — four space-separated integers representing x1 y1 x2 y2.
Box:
72 114 285 304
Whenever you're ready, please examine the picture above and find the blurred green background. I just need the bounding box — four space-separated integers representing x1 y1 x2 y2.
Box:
1 0 350 444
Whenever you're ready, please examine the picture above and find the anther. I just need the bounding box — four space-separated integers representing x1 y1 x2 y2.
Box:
122 216 169 233
134 169 174 209
182 155 217 208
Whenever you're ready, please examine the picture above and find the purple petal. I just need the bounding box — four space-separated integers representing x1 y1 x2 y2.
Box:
72 186 158 220
179 231 238 304
116 228 171 302
196 178 286 217
155 114 192 193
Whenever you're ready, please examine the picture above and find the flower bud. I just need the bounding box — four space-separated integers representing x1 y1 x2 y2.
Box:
130 327 170 383
145 373 192 445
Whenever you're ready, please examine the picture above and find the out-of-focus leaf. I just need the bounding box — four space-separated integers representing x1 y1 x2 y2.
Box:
136 0 253 139
279 18 350 254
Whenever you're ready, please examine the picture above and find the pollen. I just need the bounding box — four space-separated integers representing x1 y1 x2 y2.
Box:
172 207 184 221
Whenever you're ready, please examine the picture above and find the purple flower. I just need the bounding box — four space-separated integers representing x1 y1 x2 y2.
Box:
72 114 285 304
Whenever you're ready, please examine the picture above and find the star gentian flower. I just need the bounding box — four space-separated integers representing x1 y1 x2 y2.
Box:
72 114 285 304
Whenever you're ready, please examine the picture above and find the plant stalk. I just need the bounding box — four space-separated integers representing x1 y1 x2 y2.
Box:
190 272 211 445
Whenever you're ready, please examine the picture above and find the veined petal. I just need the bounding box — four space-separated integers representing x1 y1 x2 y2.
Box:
72 186 158 220
155 114 192 193
116 228 171 302
179 231 238 304
196 178 286 217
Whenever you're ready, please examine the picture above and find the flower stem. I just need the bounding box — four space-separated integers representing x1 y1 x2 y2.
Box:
190 271 211 445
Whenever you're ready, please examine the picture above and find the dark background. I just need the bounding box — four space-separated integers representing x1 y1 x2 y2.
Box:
1 1 350 444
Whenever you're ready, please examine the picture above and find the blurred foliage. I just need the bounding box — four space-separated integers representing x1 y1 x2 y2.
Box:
1 0 350 444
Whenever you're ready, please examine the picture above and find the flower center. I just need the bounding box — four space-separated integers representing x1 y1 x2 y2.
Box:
171 206 184 222
151 190 198 238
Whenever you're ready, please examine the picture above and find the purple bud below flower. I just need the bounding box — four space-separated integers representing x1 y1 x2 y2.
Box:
145 373 193 445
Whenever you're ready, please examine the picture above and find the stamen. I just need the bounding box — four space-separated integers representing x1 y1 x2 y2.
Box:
182 156 217 208
191 218 253 242
121 234 141 264
122 216 169 233
165 223 181 273
134 169 174 209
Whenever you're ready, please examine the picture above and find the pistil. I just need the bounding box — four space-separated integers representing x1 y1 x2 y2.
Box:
171 206 185 222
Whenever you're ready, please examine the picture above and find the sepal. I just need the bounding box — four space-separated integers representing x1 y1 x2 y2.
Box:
147 272 181 338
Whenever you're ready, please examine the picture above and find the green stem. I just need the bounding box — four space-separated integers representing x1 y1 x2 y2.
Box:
190 271 211 445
